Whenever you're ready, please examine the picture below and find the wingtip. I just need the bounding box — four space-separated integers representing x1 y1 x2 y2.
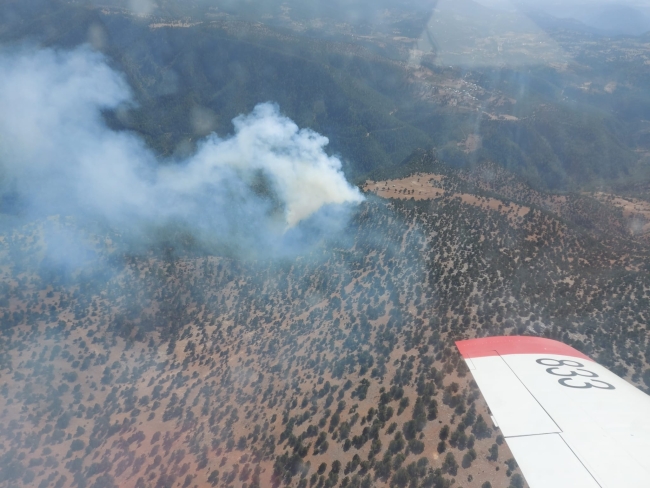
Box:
455 336 592 361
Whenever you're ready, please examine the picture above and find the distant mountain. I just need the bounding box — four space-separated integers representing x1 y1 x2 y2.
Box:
583 4 650 36
526 11 603 36
521 1 650 37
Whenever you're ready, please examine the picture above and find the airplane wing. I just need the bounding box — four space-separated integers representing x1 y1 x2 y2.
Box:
455 336 650 488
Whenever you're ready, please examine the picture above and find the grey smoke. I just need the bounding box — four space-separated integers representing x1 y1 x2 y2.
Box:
0 45 364 260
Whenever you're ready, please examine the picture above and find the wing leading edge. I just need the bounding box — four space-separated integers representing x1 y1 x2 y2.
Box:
455 336 650 488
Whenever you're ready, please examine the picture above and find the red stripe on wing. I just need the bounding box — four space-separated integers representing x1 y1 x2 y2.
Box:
456 336 592 361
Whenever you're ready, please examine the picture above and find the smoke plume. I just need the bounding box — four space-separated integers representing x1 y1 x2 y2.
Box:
0 45 364 259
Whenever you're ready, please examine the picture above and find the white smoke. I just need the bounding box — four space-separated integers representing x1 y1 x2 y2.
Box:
0 45 364 257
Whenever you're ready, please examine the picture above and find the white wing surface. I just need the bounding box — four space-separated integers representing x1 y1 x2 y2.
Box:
455 336 650 488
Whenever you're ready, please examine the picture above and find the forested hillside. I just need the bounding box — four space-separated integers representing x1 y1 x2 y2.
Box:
1 154 650 487
2 0 649 188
